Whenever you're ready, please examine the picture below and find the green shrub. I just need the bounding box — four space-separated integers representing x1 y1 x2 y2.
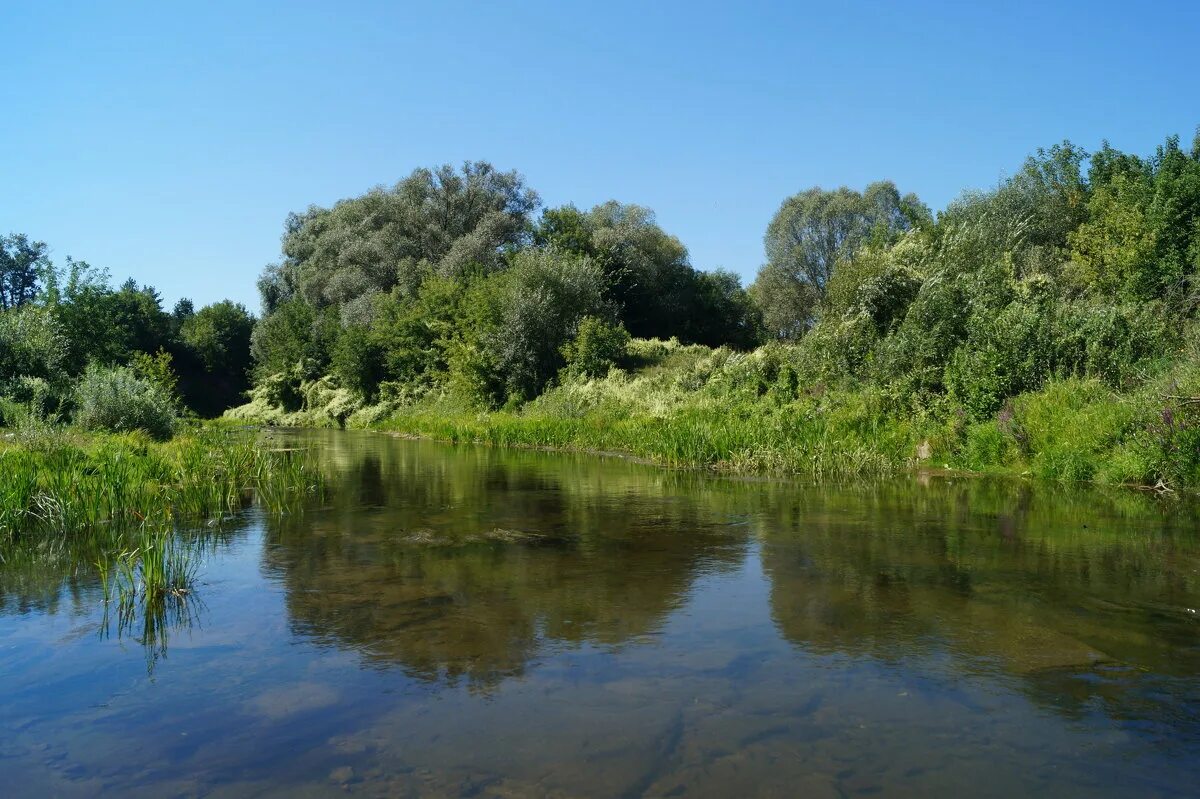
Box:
129 349 182 405
1143 404 1200 489
0 307 71 418
452 249 613 405
73 365 178 440
1053 301 1174 387
561 316 631 378
944 301 1054 418
959 421 1017 471
331 324 387 400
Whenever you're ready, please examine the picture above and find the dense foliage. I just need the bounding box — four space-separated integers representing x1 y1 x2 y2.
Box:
237 131 1200 490
8 128 1200 489
249 161 763 408
0 246 255 434
73 364 178 441
752 182 929 339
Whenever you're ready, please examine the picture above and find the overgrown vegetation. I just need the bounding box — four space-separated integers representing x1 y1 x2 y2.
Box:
231 130 1200 491
241 162 763 413
6 129 1197 491
0 428 321 538
0 236 256 425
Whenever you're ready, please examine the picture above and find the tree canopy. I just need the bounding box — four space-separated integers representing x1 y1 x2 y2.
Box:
753 182 927 339
0 234 50 311
249 165 763 407
261 161 541 326
0 248 257 422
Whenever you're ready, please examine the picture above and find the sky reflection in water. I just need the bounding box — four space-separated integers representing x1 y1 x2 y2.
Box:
2 430 1199 797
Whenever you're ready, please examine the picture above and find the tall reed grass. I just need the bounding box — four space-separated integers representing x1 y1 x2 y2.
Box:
95 526 202 671
0 427 322 539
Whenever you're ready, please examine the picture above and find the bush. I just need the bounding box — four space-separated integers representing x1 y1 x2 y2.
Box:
561 316 630 378
451 249 613 405
73 364 178 440
0 306 69 386
129 349 181 405
1053 301 1174 387
331 324 387 400
944 301 1054 418
959 421 1017 471
1143 405 1200 489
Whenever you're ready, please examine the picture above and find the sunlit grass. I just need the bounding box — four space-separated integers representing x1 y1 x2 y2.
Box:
371 340 1200 491
0 427 323 539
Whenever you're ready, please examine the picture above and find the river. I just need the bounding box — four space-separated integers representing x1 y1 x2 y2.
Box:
2 429 1199 797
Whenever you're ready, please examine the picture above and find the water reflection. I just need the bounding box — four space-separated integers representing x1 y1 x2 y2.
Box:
261 434 748 688
0 522 245 672
99 582 205 676
755 481 1200 752
2 430 1200 797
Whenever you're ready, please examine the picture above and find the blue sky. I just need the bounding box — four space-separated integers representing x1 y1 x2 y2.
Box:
3 1 1198 312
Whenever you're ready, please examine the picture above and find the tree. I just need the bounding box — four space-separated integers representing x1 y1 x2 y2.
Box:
683 269 763 349
48 259 174 371
0 234 50 310
181 301 254 376
562 316 631 378
331 325 387 401
753 182 924 337
1003 141 1090 250
250 297 322 378
277 161 540 322
535 202 737 343
1068 134 1200 301
451 249 612 404
748 263 820 341
180 300 256 414
1069 168 1156 297
171 297 195 334
1144 134 1200 297
0 305 69 386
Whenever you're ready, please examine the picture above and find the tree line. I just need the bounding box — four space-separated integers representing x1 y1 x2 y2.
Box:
251 131 1200 421
0 240 254 433
3 126 1199 440
250 162 763 409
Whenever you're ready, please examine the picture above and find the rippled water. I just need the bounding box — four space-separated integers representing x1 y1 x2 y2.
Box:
2 430 1200 797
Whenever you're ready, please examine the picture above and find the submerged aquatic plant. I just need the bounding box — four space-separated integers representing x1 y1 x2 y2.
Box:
98 529 203 675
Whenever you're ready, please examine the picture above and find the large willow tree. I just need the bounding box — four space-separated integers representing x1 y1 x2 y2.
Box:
258 161 540 325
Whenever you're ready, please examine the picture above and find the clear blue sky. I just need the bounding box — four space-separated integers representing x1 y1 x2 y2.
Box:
3 1 1198 312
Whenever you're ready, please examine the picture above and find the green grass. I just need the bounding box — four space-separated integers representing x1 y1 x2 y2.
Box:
0 425 324 671
93 526 203 673
369 346 1200 492
0 426 323 539
373 369 924 480
225 334 1200 493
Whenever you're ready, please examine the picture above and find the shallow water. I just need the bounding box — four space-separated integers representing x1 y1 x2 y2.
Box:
2 429 1200 797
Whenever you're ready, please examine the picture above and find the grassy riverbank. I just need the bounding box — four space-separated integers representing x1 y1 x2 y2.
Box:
0 426 321 538
223 130 1200 493
370 339 1200 491
225 335 1200 491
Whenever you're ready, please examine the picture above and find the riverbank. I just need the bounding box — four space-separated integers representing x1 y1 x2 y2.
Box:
229 338 1200 493
0 426 320 538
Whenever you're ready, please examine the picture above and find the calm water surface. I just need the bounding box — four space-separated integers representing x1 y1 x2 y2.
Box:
2 430 1200 797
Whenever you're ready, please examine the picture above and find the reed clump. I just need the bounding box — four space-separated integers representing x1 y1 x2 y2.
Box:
0 427 322 539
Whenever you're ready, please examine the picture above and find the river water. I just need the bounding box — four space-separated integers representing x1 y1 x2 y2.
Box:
2 429 1199 797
